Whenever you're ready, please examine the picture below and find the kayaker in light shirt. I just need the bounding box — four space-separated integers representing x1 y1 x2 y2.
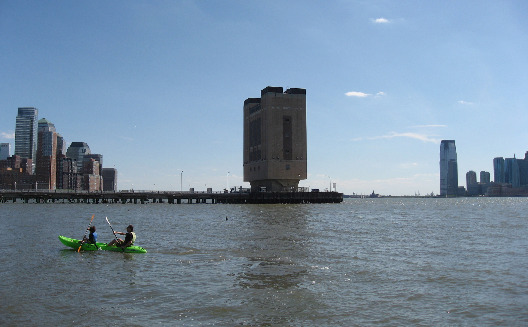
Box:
83 226 97 244
108 224 136 248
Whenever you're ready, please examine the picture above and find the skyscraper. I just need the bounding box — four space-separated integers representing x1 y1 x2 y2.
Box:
493 157 505 183
439 140 458 196
466 170 477 187
0 143 10 160
504 157 520 187
466 170 478 196
480 171 490 184
517 152 528 186
35 118 58 189
102 168 118 191
15 107 38 172
243 86 307 192
66 142 91 173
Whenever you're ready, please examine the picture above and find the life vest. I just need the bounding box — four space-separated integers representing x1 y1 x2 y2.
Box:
124 232 136 246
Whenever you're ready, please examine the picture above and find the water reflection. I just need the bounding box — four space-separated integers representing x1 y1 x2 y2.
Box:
235 205 311 289
238 256 308 289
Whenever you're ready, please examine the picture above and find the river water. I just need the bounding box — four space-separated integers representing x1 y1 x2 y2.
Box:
1 197 527 326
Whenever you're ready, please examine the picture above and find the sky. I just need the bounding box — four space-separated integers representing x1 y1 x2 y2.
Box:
1 0 528 196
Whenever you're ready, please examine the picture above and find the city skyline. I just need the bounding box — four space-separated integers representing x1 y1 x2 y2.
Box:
1 1 528 195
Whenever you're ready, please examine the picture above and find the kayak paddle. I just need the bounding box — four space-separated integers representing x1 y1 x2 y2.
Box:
105 216 123 251
78 214 95 252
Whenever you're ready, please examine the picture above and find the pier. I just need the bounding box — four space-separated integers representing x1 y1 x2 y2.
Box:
0 190 343 204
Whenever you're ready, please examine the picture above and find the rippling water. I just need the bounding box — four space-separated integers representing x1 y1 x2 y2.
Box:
1 197 528 326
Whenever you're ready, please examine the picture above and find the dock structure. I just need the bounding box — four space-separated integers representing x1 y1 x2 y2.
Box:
0 190 343 204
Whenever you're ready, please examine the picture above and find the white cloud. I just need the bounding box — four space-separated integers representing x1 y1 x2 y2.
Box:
457 100 474 105
1 132 15 139
380 132 441 143
345 91 370 98
372 18 390 24
352 132 441 144
345 91 385 98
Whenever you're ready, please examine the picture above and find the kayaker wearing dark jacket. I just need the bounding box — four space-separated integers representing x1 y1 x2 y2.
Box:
83 226 98 244
108 225 136 248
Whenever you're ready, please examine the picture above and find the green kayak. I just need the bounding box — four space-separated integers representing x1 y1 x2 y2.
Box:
58 235 147 253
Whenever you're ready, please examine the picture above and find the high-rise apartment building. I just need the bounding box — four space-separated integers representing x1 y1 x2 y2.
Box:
466 170 478 196
83 158 101 191
466 170 477 187
440 140 458 196
84 154 103 175
0 143 10 160
35 118 58 189
480 171 490 184
243 86 307 192
57 156 79 190
15 107 38 172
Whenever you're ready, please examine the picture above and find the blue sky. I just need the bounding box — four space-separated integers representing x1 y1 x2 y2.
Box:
1 1 528 195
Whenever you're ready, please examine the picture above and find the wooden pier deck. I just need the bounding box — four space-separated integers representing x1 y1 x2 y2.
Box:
0 190 343 204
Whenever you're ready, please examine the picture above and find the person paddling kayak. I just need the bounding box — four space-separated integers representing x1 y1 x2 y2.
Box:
107 224 136 248
82 226 97 244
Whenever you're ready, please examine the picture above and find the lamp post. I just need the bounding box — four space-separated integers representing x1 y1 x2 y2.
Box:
180 170 183 192
227 171 230 191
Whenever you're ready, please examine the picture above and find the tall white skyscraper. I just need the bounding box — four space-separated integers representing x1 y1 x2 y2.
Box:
440 140 458 196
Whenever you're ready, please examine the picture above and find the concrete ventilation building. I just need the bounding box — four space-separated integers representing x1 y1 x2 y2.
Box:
243 86 307 192
14 107 38 172
440 140 458 196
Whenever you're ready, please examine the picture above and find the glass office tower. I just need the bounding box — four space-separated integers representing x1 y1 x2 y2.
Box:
440 140 458 196
493 157 505 183
14 107 38 172
66 142 91 173
0 143 10 160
